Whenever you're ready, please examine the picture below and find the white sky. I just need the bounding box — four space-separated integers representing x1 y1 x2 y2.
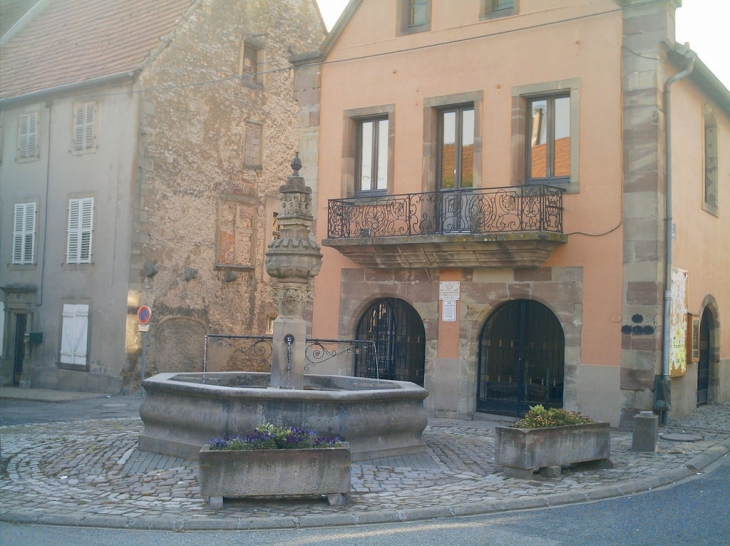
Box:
316 0 730 89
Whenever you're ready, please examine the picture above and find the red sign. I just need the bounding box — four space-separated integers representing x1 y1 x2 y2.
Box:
137 305 152 325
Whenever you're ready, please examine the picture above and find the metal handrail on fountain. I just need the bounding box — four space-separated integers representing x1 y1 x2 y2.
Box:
203 334 379 380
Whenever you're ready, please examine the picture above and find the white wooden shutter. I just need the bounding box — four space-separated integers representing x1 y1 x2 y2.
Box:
73 102 95 151
60 304 89 365
67 197 93 263
12 202 36 265
19 113 37 159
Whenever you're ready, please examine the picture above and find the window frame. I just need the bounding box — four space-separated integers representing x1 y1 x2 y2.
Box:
342 105 395 197
481 0 519 20
72 101 97 153
12 202 37 265
397 0 431 36
66 197 94 265
423 91 483 193
241 40 264 88
511 79 580 193
59 303 89 368
243 120 263 169
703 106 719 216
437 105 476 191
356 116 390 195
17 112 39 161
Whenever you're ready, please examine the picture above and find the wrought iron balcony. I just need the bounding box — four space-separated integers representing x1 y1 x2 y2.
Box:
323 185 567 269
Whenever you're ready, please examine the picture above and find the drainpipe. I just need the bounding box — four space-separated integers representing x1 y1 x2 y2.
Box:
659 49 696 425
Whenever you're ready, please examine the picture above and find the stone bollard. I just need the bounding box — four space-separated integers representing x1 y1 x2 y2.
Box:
631 411 659 453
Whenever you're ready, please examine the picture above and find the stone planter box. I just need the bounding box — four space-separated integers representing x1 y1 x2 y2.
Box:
199 444 351 508
496 422 611 479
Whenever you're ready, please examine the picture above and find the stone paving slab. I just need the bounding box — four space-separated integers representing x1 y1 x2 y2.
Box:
0 403 728 530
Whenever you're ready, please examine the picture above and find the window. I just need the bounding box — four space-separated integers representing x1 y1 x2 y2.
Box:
527 95 571 182
241 42 262 87
482 0 519 19
18 112 38 160
216 198 256 269
67 197 94 264
703 108 718 216
73 102 96 152
357 117 389 193
398 0 431 35
244 121 262 168
12 202 36 265
342 105 394 196
60 303 89 366
439 106 475 190
512 79 579 192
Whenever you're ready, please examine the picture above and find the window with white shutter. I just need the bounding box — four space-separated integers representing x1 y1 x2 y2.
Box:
60 304 89 365
67 197 94 264
12 202 37 265
18 112 38 159
73 102 96 152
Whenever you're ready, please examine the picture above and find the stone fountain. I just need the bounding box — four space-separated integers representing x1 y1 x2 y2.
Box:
138 155 428 461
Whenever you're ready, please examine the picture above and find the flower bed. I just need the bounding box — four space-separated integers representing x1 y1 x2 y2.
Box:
496 406 612 479
199 424 351 508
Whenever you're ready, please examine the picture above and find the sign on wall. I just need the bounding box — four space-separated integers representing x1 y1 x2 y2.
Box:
669 268 688 378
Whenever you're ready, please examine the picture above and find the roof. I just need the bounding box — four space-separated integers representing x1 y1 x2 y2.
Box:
667 42 730 118
0 0 41 38
0 0 197 102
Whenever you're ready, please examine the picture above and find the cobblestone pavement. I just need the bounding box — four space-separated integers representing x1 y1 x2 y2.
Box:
1 403 729 530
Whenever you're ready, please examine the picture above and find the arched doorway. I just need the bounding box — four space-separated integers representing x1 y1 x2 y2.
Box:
477 299 565 416
697 308 714 406
354 298 425 386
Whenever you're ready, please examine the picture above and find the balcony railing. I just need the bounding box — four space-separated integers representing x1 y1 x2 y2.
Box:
327 185 563 239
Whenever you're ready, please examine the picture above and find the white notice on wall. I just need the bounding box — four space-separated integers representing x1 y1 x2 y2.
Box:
442 300 457 322
439 281 460 301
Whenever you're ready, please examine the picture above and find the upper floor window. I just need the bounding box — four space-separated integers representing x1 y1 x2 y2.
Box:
482 0 519 19
398 0 431 35
73 101 96 153
703 108 718 216
12 202 36 265
439 106 474 190
527 95 571 183
241 41 263 87
244 121 263 168
67 197 94 264
18 112 38 160
357 117 389 193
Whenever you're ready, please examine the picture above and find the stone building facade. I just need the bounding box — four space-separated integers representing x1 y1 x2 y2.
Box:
0 0 325 392
295 0 729 427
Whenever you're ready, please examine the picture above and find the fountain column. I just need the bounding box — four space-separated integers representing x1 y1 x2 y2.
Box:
265 154 323 389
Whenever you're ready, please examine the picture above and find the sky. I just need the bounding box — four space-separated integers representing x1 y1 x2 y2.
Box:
315 0 730 90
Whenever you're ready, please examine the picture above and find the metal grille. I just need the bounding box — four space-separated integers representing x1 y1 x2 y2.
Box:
355 298 425 386
327 184 563 239
477 300 565 416
697 310 712 406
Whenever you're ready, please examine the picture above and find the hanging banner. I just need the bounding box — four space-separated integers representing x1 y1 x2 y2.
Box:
669 268 688 377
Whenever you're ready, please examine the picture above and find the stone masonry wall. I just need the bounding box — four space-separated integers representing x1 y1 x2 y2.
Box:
127 0 325 382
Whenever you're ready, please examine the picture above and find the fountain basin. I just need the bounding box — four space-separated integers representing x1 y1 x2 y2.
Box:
138 372 429 461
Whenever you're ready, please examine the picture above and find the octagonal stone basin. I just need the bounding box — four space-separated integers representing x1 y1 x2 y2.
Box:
138 372 429 461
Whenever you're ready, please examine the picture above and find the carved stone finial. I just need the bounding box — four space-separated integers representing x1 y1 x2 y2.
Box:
291 152 302 177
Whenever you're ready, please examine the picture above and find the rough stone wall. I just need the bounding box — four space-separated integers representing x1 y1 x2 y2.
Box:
128 0 325 381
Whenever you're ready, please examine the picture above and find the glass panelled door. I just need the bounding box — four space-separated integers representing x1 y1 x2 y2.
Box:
439 106 474 232
477 300 565 416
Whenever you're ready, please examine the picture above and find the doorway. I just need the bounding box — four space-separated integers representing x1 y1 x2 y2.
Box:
13 313 28 385
697 308 713 406
477 299 565 416
354 298 425 386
